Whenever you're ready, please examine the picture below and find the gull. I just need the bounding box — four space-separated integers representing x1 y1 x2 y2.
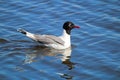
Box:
17 21 80 49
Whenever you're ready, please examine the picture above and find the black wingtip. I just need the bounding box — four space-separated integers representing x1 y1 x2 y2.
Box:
17 28 27 34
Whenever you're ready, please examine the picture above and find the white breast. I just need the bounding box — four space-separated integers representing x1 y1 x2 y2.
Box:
59 30 71 49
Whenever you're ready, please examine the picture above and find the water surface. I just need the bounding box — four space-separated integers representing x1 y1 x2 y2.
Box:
0 0 120 80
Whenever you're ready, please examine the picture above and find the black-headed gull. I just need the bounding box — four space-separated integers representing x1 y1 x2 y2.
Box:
17 21 80 49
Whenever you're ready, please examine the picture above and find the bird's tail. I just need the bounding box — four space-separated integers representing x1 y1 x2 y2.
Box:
17 28 27 35
17 28 35 40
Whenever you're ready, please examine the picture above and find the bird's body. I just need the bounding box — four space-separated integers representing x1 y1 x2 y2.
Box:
18 21 79 49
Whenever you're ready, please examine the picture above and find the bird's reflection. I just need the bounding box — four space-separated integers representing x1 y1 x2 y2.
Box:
59 73 73 80
24 46 75 70
23 46 75 80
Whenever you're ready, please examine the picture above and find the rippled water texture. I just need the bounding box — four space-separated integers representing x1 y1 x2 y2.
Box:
0 0 120 80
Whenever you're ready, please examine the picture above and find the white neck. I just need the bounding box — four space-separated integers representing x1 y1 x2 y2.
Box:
59 30 71 48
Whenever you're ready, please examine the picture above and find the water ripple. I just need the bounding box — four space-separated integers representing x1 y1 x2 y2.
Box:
0 0 120 80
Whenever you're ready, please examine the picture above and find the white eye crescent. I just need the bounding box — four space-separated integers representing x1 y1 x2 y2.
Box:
68 23 72 27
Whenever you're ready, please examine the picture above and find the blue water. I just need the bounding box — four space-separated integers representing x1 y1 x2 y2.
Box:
0 0 120 80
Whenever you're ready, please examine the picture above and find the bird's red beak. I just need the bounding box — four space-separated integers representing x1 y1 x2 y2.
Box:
74 26 80 28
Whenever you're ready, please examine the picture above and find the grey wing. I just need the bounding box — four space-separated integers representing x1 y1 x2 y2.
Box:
46 35 64 45
34 35 64 45
17 28 64 45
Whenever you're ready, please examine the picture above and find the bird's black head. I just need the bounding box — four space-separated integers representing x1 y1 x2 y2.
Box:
63 21 80 35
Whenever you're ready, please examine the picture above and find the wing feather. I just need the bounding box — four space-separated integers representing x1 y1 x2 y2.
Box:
33 34 64 45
